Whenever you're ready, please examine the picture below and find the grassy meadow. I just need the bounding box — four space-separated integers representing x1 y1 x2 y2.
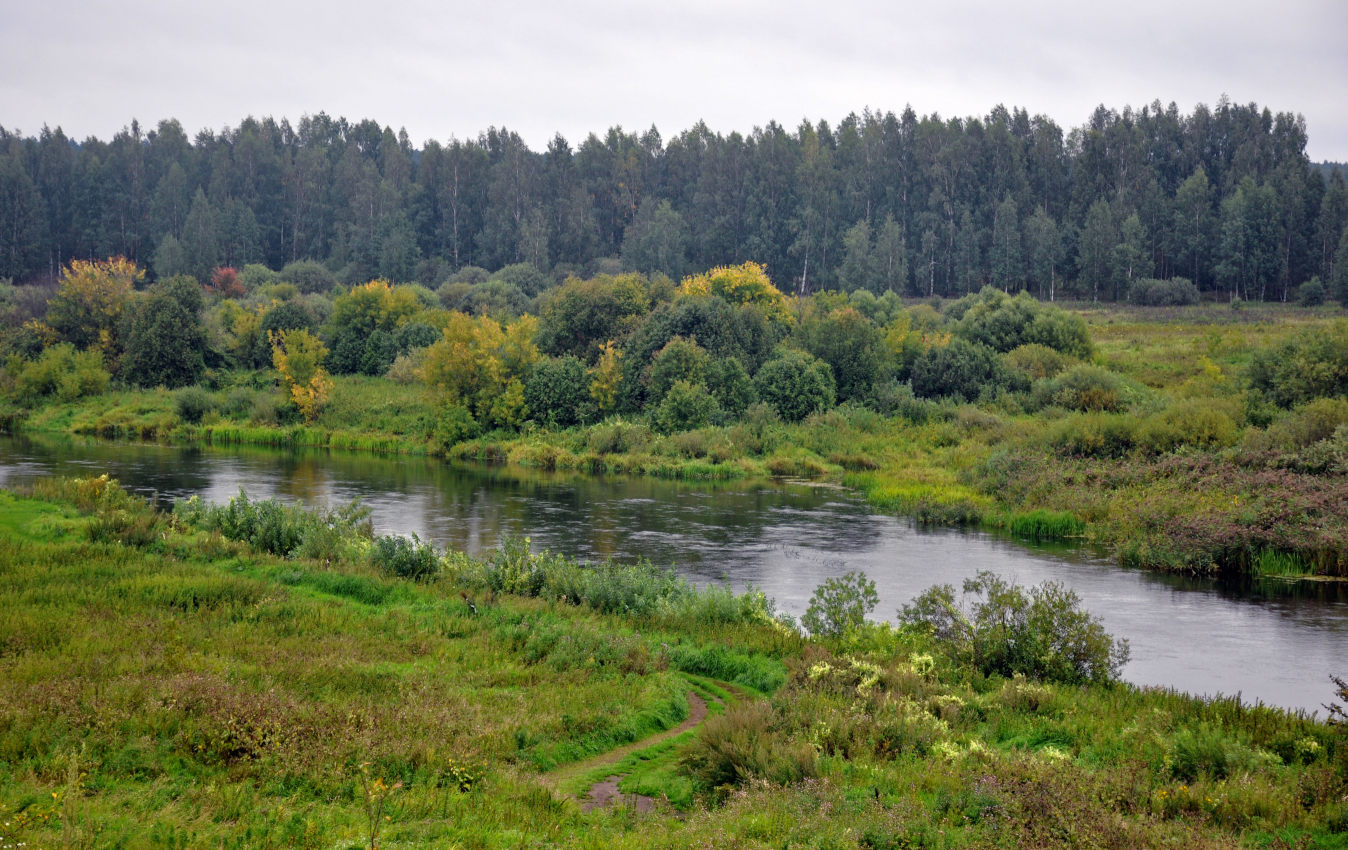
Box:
0 476 1345 848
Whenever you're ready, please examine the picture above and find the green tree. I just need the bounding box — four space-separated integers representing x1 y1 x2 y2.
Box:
524 355 593 427
1110 213 1148 300
753 348 836 422
621 198 688 279
45 256 142 355
796 305 885 403
873 214 908 294
1172 166 1214 286
839 218 876 292
1024 207 1063 300
802 571 878 638
0 153 47 280
121 276 206 388
1077 200 1115 301
180 188 220 282
989 196 1022 290
900 571 1130 685
652 379 721 433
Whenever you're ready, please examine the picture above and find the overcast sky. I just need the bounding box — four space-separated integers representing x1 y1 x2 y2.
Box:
3 0 1346 161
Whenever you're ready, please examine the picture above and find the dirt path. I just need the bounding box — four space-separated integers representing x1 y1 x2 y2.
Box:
541 691 711 793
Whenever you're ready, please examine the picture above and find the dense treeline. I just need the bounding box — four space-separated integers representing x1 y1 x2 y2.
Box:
3 99 1348 303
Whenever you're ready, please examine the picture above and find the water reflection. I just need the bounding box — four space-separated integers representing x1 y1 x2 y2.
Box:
1 433 1344 715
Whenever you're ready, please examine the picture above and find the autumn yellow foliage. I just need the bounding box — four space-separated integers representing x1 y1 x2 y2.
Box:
270 328 333 422
679 261 792 326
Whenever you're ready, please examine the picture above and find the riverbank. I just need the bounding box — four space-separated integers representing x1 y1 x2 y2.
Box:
3 307 1347 579
1 476 1345 847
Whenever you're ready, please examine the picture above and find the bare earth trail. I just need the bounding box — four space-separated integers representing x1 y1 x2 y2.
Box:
538 689 718 812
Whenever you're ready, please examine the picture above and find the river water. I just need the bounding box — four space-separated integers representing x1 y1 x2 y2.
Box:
1 434 1344 715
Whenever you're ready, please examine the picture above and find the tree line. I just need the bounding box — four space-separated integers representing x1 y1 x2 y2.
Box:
2 98 1348 303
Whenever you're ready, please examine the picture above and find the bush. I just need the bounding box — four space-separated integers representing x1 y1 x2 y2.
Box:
801 571 878 638
1136 398 1241 453
900 571 1130 685
3 343 109 403
175 491 371 561
1129 277 1201 306
681 701 816 792
524 355 593 428
951 287 1092 358
1035 364 1128 412
278 259 337 294
1003 343 1072 381
369 533 441 581
431 404 480 452
754 349 836 421
1046 412 1137 457
175 386 216 424
1247 321 1348 408
653 380 722 433
585 418 652 454
909 339 1004 402
1299 276 1328 307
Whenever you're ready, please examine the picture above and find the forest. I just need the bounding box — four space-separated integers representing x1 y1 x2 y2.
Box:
2 99 1348 304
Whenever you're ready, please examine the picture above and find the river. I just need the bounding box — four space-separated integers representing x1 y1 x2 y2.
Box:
1 434 1344 715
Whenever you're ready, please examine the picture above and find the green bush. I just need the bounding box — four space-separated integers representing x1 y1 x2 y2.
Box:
585 418 653 454
951 287 1092 358
801 571 878 638
1299 276 1328 307
524 355 593 428
653 380 722 433
1047 412 1138 457
681 701 816 792
1035 364 1128 412
431 404 481 452
175 386 217 424
369 533 441 581
1136 398 1241 453
3 343 109 402
900 571 1130 685
174 491 371 560
910 339 1005 402
1247 321 1348 408
1004 343 1072 381
754 349 836 422
1129 277 1200 306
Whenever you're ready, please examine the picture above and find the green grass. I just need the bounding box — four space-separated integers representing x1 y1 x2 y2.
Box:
1 477 1345 847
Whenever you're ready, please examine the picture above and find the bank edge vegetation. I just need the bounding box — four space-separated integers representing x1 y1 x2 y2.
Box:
0 475 1345 848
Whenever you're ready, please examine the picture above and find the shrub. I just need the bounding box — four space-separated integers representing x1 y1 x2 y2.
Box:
951 287 1092 357
1247 321 1348 408
1047 412 1137 457
524 355 594 428
754 348 836 422
1299 276 1328 307
1129 277 1200 306
278 259 337 294
3 343 109 402
801 571 878 638
431 404 480 453
909 339 1004 402
369 533 441 581
681 701 816 792
1136 398 1241 453
653 380 722 433
175 491 372 561
175 386 216 424
586 418 653 454
1003 343 1072 381
1035 364 1128 412
900 571 1130 685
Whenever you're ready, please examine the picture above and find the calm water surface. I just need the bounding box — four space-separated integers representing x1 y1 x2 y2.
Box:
2 435 1344 715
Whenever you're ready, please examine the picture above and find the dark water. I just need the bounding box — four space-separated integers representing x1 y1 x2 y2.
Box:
2 434 1344 715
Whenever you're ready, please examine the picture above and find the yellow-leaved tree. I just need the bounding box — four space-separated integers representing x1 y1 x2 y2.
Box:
589 340 622 414
678 261 793 326
419 312 539 429
271 328 332 422
45 257 145 358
